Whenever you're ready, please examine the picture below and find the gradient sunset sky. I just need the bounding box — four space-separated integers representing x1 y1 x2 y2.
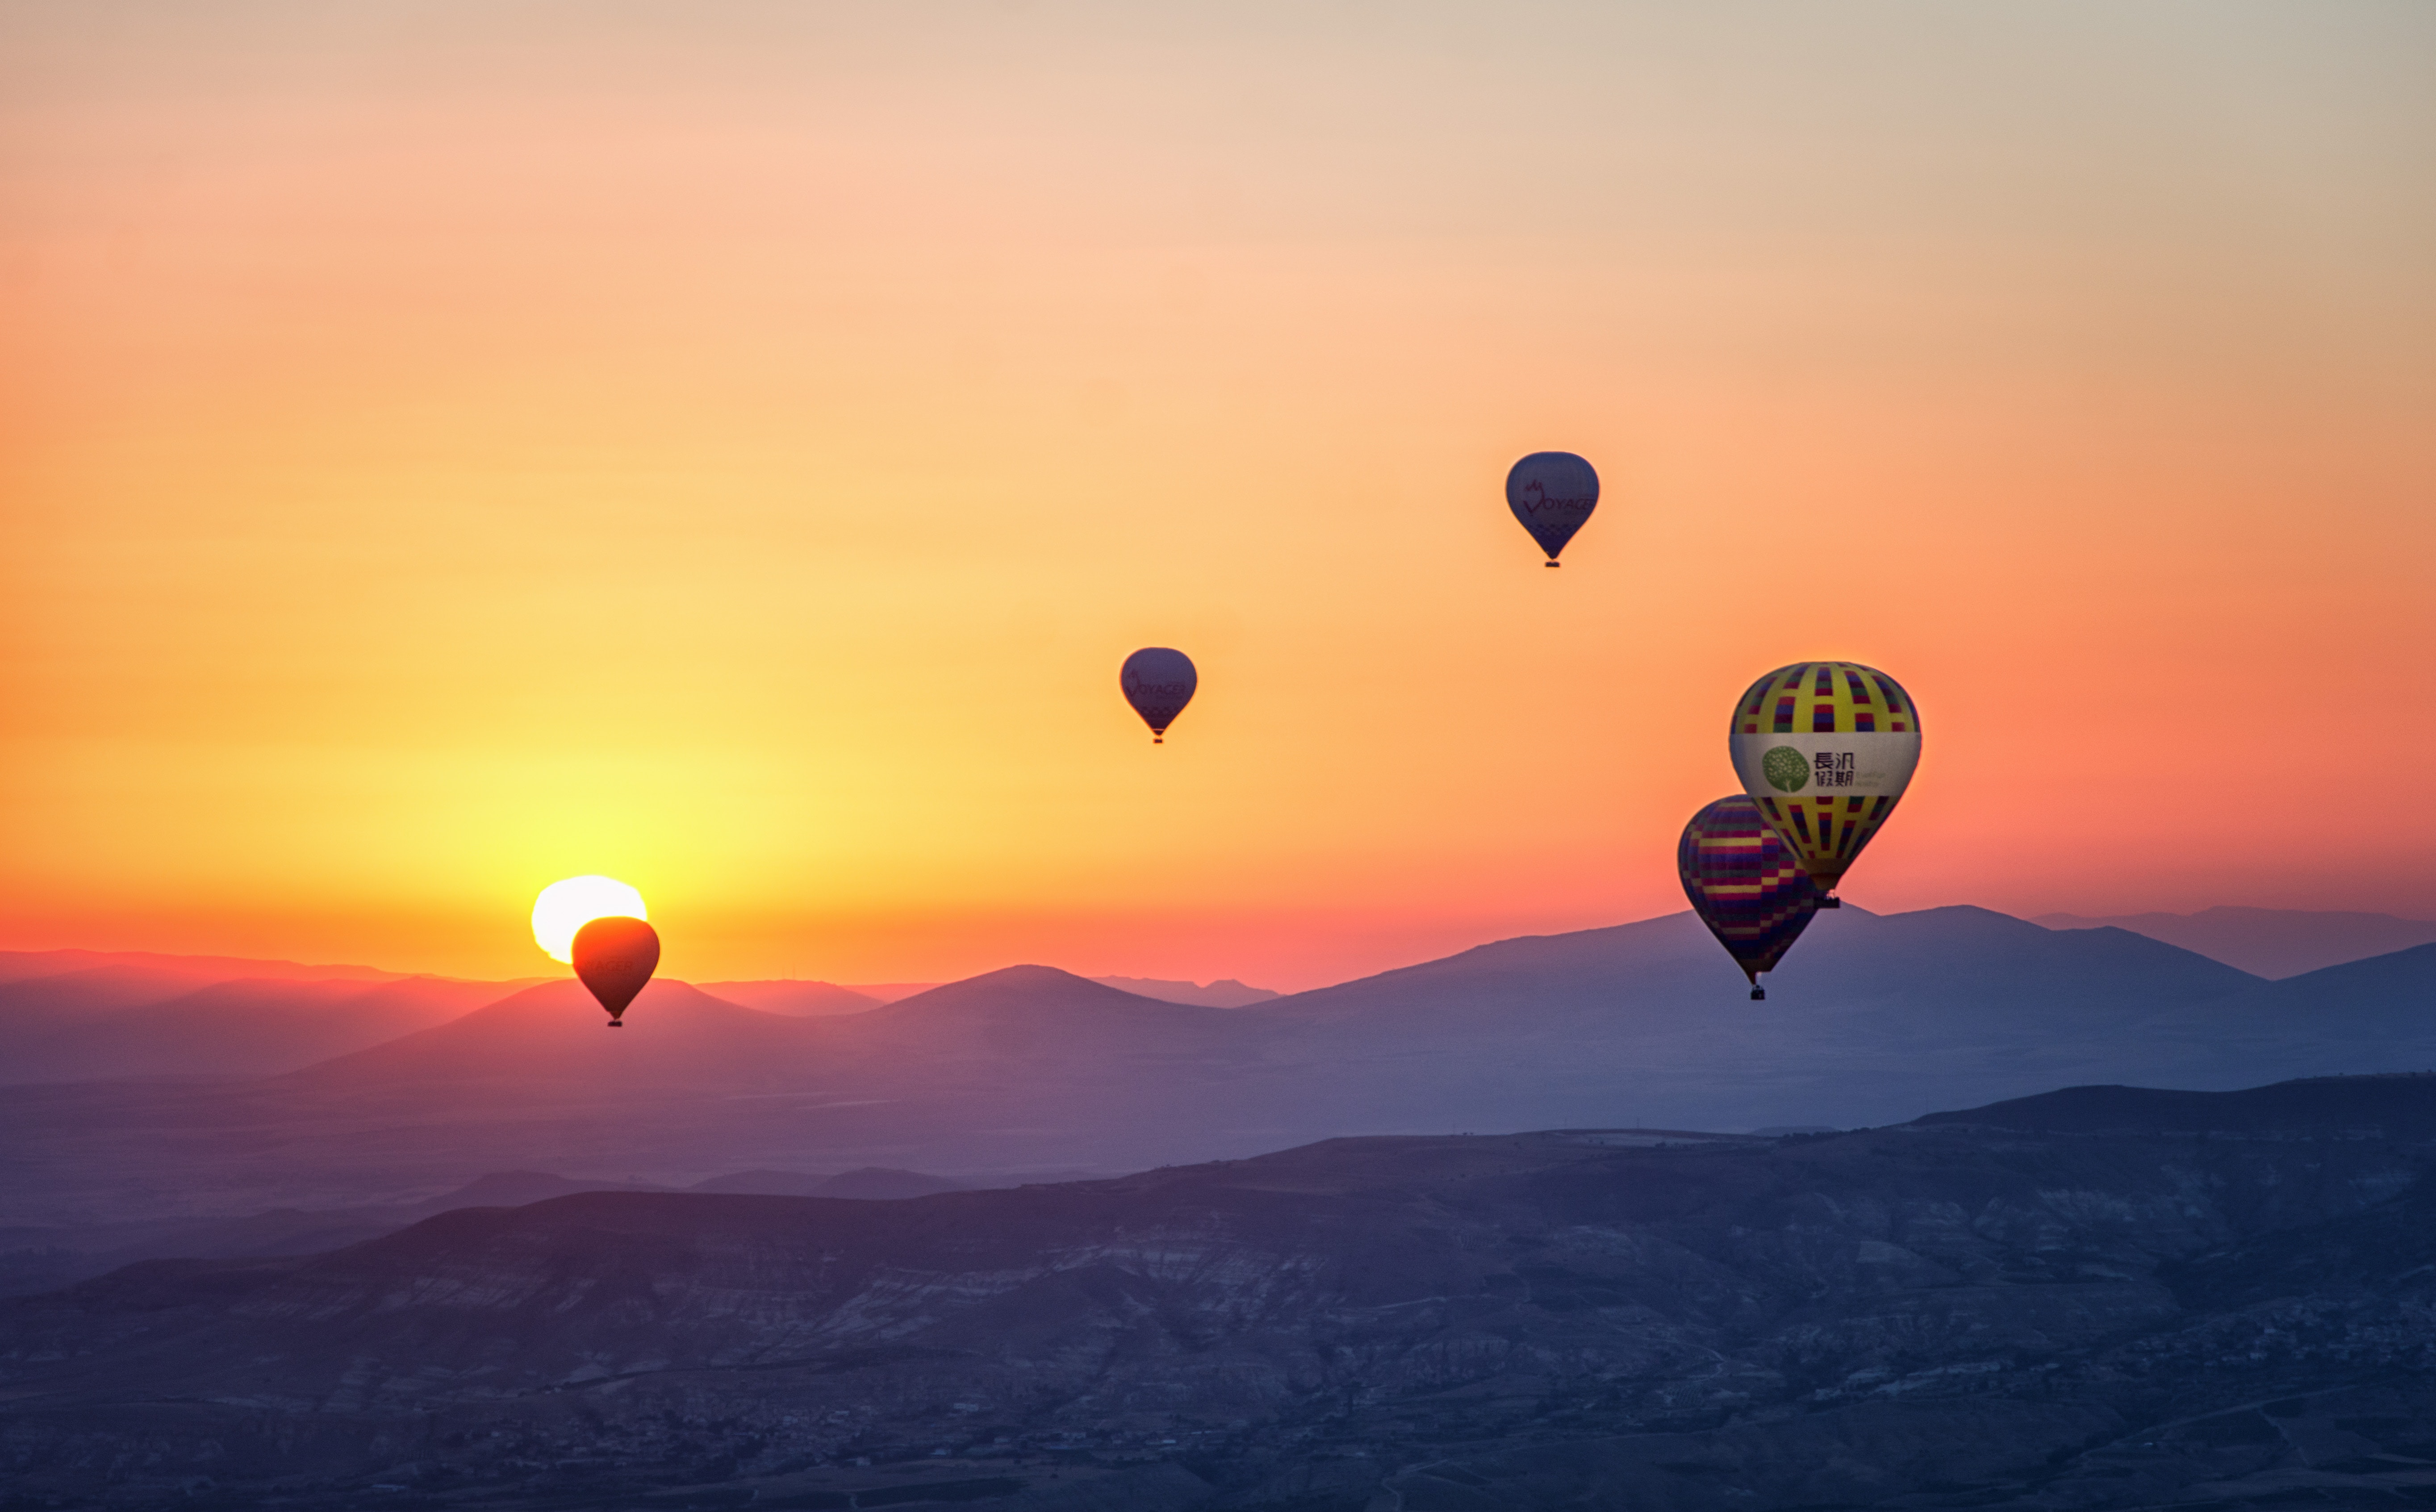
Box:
4 2 2432 988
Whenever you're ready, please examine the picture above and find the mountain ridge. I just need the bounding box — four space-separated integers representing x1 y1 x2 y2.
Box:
8 907 2433 1233
2036 904 2436 978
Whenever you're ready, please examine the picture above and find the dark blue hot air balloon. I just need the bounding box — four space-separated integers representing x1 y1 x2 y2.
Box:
1120 647 1196 743
1505 451 1599 566
1678 795 1820 1000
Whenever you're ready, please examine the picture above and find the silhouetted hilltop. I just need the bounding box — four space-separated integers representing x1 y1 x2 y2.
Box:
2188 942 2436 1072
1237 904 2276 1137
2037 905 2436 978
1273 904 2256 1030
857 965 1257 1061
5 1074 2433 1510
1091 975 1282 1007
1916 1070 2436 1138
884 962 1206 1015
842 981 941 1003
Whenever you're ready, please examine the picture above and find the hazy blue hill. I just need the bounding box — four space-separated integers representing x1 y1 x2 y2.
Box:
1266 905 2256 1033
1 970 504 1085
851 965 1262 1061
1264 908 1721 1026
2152 941 2436 1078
1776 904 2264 1013
808 967 1293 1159
1245 904 2270 1132
0 965 236 1041
881 963 1210 1014
2035 904 2436 978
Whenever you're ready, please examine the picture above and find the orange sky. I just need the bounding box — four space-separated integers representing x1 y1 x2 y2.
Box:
4 3 2432 988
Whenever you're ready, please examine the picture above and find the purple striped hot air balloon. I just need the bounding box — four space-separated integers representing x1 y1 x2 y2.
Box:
1678 795 1822 1000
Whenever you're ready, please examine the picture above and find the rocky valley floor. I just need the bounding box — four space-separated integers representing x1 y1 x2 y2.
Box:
4 1077 2436 1511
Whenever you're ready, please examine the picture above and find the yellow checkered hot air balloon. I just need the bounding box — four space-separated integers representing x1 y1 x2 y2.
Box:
1727 661 1921 902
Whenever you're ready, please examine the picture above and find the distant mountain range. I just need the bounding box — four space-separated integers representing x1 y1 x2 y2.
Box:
5 1073 2433 1511
2035 904 2436 978
7 905 2436 1236
10 903 2420 1088
0 952 1294 1085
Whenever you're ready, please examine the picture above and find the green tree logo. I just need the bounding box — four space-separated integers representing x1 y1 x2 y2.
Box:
1762 746 1809 793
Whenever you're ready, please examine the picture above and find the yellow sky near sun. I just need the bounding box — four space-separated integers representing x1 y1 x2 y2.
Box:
3 2 2432 986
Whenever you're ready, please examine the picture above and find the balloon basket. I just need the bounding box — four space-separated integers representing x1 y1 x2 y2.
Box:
1152 735 1163 744
1750 987 1765 1001
1544 560 1560 568
606 1020 623 1028
1820 895 1841 909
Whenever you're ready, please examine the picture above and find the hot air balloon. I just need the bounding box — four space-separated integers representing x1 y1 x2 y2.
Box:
1120 647 1196 743
1505 451 1599 566
572 915 660 1026
1679 796 1822 999
1727 661 1921 905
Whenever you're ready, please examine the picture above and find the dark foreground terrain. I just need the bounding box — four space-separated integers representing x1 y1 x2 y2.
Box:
4 1076 2436 1511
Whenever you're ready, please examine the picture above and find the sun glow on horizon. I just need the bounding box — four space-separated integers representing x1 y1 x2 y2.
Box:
531 877 648 964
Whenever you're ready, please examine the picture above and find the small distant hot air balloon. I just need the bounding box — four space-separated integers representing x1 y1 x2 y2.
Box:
1679 795 1822 1000
572 915 660 1027
1727 661 1921 906
1120 647 1197 743
1505 451 1599 566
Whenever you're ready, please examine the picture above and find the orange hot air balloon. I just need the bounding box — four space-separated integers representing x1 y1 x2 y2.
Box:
571 915 660 1026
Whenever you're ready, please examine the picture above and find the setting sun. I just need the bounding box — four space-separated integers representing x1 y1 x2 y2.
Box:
531 877 648 964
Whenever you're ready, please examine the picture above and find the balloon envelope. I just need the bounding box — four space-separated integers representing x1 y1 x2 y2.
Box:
1679 795 1821 986
571 915 660 1024
1120 647 1197 741
1504 451 1599 562
1726 661 1921 894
